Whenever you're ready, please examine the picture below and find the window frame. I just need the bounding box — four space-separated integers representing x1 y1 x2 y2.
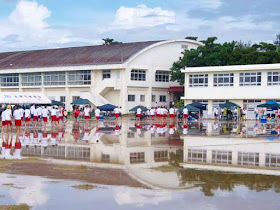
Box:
21 73 42 86
268 72 280 86
44 72 66 86
155 70 170 82
131 69 146 81
189 74 208 87
68 70 91 85
102 70 111 80
128 94 135 102
0 73 19 87
239 72 261 86
159 95 166 102
214 73 234 87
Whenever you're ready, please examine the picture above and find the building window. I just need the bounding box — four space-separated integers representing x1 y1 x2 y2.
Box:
239 72 261 86
131 70 146 81
238 152 259 166
154 151 168 162
130 152 145 163
152 95 156 102
44 72 66 86
160 95 166 102
214 73 234 87
60 96 65 103
0 73 19 87
68 70 91 85
268 72 280 86
101 153 110 163
188 149 207 162
102 70 111 80
155 70 169 82
189 74 208 87
21 73 42 86
128 95 135 102
72 96 80 102
265 153 280 168
212 150 232 164
140 95 145 102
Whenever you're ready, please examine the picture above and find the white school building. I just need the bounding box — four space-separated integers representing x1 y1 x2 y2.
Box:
182 63 280 119
0 39 202 113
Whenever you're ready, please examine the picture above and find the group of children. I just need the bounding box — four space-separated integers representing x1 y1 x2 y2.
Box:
135 106 189 121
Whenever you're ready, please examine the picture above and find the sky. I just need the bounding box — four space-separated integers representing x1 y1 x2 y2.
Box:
0 0 279 52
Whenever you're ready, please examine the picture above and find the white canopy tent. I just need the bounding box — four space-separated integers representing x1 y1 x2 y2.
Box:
0 92 51 104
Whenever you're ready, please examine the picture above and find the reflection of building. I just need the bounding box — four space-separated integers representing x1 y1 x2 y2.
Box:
183 136 280 172
0 40 202 113
182 63 280 119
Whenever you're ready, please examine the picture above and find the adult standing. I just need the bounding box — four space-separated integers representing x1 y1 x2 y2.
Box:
42 106 49 127
5 105 12 133
30 104 35 119
95 106 101 121
13 106 22 133
24 106 31 128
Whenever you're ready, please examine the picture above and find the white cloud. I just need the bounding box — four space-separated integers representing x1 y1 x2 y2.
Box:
113 4 175 29
9 0 51 29
189 0 223 10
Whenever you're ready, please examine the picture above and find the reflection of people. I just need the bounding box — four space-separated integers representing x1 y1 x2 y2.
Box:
183 123 188 135
95 126 100 143
13 134 22 159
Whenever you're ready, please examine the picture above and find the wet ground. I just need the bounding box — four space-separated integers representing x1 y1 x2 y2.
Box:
1 118 280 209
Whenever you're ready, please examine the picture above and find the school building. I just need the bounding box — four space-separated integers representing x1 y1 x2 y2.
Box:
0 39 203 113
181 63 280 119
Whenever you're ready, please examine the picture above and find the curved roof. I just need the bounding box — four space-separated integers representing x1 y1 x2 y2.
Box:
0 40 161 70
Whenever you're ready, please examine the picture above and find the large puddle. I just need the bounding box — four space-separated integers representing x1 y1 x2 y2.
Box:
1 119 280 209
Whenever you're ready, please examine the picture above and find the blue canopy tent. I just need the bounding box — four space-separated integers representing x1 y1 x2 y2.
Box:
189 102 207 110
257 101 280 110
129 105 148 112
71 98 91 105
99 104 117 111
51 100 64 107
178 105 200 112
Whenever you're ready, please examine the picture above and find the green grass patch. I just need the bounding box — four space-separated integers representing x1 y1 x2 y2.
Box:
0 204 30 210
71 184 96 190
152 165 178 172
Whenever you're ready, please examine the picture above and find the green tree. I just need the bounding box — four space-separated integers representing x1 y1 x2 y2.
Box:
102 38 122 45
171 36 280 85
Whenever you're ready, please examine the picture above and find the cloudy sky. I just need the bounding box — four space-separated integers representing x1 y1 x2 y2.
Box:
0 0 279 52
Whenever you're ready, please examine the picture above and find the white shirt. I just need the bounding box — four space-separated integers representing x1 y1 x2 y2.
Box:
19 108 24 117
156 108 161 114
136 108 142 115
183 108 189 114
30 106 35 115
95 109 100 117
51 109 56 116
1 110 6 122
42 108 49 118
84 107 90 116
33 108 38 116
25 109 31 118
37 107 42 116
5 109 11 121
169 108 175 114
114 108 120 114
150 109 155 116
13 110 21 120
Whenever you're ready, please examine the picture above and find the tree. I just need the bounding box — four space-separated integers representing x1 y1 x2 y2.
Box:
185 36 198 41
171 36 280 85
274 34 280 50
102 38 122 45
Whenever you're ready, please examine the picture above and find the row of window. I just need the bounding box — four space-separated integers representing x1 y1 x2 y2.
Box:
189 71 280 87
128 94 166 102
0 69 170 87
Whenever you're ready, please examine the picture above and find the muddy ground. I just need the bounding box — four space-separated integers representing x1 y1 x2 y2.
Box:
0 159 148 189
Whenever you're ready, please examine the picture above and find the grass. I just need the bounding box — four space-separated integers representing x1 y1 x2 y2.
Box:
0 158 43 173
55 165 88 172
152 165 178 173
0 204 30 210
2 183 14 186
71 184 96 190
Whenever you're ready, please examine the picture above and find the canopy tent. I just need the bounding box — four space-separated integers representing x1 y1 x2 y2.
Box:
0 92 51 104
188 102 207 110
99 104 117 111
257 101 280 110
179 105 200 112
71 98 91 105
51 100 64 107
219 101 241 109
129 105 148 112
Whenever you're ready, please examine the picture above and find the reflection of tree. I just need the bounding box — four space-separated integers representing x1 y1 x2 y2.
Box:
169 150 183 167
178 169 280 197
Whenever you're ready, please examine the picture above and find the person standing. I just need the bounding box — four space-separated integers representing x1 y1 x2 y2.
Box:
214 107 219 121
51 106 57 126
19 106 24 121
183 106 189 122
30 104 35 119
5 105 12 133
24 106 31 128
1 107 6 134
74 107 80 123
13 106 22 133
42 106 49 127
95 106 101 121
37 105 43 122
114 106 120 120
33 106 39 127
84 105 91 123
254 107 259 121
150 107 155 120
136 106 142 120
